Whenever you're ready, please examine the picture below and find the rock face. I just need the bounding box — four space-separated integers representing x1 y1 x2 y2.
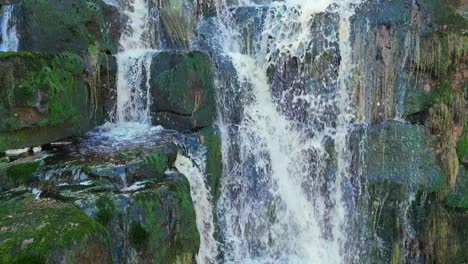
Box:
0 0 117 152
0 52 111 152
150 51 217 131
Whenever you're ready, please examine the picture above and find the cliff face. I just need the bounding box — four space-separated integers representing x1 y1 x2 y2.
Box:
0 0 466 263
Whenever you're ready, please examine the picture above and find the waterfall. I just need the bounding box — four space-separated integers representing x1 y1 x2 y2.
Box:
175 153 218 264
208 0 365 262
115 0 158 124
0 5 18 52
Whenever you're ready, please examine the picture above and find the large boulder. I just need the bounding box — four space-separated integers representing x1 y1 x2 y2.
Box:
15 0 114 53
0 52 112 152
150 51 217 132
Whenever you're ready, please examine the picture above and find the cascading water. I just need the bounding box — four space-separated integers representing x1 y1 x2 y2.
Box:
0 5 18 52
116 49 157 123
207 0 366 262
112 0 367 262
115 0 158 123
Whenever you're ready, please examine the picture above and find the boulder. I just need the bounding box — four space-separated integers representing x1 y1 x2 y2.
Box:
150 51 217 131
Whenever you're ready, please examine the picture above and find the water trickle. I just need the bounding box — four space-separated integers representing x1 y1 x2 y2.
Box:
175 153 218 264
0 5 18 52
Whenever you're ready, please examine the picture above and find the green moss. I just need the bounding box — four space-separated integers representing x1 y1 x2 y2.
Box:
457 133 468 162
131 178 199 262
200 126 222 205
6 161 40 186
431 84 455 105
143 153 169 176
431 0 468 31
129 221 149 249
95 196 116 226
0 194 111 263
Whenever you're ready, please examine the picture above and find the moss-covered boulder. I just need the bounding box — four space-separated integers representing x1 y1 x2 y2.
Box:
15 0 114 53
350 121 447 262
0 192 112 263
125 175 199 263
0 52 109 152
150 51 217 131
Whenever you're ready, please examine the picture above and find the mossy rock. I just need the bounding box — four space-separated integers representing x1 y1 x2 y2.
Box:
425 202 468 263
0 52 103 151
458 133 468 165
0 159 41 191
128 175 199 263
16 0 114 53
150 51 217 131
0 194 112 263
446 166 468 209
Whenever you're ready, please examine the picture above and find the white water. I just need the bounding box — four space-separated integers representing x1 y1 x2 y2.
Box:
175 154 218 264
115 0 159 123
119 0 152 51
212 0 364 262
116 49 157 123
0 5 18 52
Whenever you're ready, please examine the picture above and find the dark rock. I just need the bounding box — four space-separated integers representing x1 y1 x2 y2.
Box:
149 51 217 131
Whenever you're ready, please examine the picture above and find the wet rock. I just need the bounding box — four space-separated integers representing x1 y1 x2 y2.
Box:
15 0 114 53
149 51 217 131
352 120 444 190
